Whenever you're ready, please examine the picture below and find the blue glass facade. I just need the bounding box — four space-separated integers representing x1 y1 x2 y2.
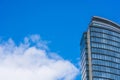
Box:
80 33 88 80
81 16 120 80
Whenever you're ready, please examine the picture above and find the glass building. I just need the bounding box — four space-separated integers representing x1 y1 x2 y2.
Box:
80 16 120 80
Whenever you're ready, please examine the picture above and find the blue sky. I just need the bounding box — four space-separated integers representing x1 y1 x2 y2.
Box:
0 0 120 80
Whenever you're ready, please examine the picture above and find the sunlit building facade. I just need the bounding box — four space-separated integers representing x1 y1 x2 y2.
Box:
80 16 120 80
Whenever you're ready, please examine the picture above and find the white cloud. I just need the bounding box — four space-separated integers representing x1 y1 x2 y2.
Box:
0 35 79 80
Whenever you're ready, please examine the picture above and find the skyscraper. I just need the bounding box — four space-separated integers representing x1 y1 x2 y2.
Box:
80 16 120 80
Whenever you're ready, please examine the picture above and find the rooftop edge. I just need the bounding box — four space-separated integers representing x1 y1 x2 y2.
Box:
92 16 120 29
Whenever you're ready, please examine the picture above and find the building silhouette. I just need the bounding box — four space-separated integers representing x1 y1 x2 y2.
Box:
80 16 120 80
